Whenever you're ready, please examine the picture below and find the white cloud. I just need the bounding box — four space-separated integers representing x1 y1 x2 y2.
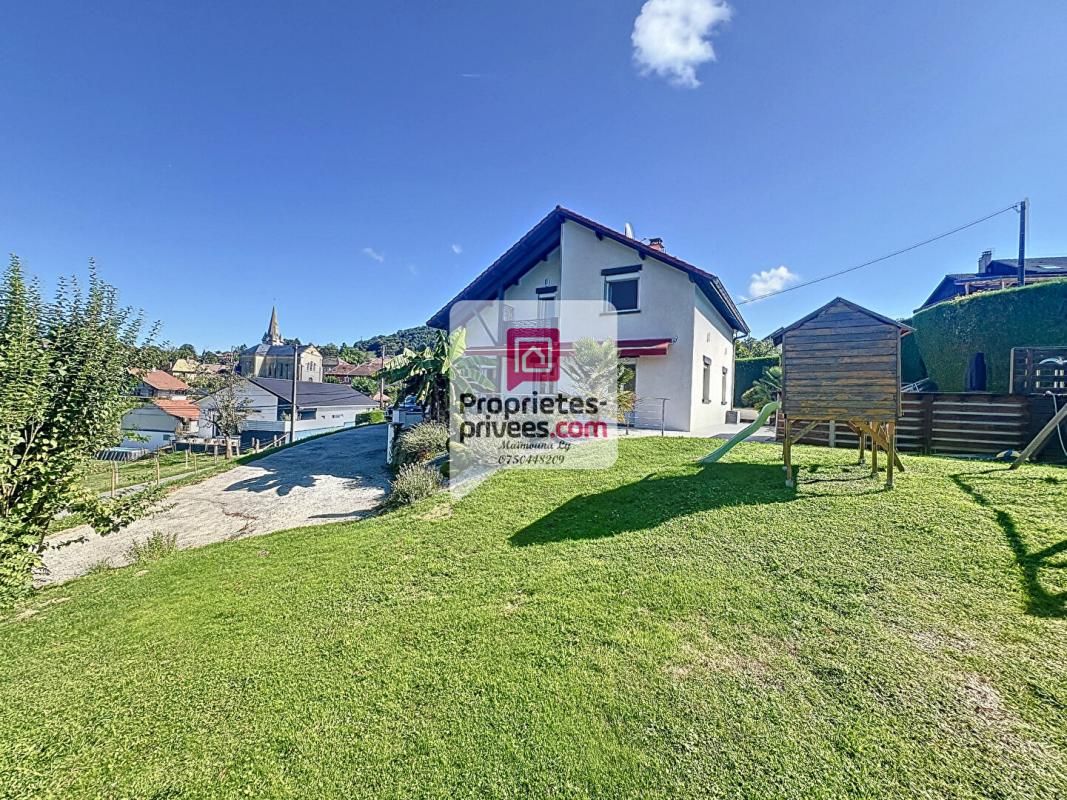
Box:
362 247 384 263
747 265 799 300
631 0 732 88
450 243 463 254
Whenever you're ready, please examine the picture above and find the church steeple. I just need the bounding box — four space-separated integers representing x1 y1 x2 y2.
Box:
263 306 283 345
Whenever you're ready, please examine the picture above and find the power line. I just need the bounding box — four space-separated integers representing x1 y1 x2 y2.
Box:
736 202 1022 306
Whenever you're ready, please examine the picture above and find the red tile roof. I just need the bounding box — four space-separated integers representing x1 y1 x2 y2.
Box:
139 369 191 392
151 398 200 421
351 357 386 377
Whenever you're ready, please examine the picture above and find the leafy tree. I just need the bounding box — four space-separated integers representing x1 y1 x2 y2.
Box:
174 343 197 360
317 342 340 358
735 336 778 359
0 256 154 602
338 346 371 365
199 372 254 437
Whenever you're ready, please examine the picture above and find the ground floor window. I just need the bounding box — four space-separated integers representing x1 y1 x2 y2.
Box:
702 356 712 404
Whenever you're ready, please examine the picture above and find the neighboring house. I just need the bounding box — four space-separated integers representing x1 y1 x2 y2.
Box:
323 359 363 384
133 369 191 399
918 250 1067 310
426 206 749 432
169 358 200 381
120 398 200 451
238 307 323 382
197 376 376 446
351 356 387 378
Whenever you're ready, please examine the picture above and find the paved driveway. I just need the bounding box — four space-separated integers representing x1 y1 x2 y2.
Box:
39 425 390 586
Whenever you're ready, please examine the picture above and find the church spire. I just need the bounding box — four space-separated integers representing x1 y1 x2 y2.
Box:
263 306 283 345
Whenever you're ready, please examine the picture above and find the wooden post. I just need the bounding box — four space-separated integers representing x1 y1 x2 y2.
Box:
111 464 118 496
783 417 794 487
185 449 189 468
1010 400 1067 469
857 430 866 464
886 421 896 488
155 455 161 484
870 420 879 477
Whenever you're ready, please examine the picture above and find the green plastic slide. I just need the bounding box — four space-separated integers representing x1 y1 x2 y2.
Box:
700 401 780 464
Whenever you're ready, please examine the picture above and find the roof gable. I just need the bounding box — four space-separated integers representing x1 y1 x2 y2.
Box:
771 297 912 345
426 206 748 334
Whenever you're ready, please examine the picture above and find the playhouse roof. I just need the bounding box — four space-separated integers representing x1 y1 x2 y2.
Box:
769 297 913 345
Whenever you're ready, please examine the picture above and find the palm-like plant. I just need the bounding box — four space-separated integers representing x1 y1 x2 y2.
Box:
379 328 491 422
560 338 633 419
741 364 782 408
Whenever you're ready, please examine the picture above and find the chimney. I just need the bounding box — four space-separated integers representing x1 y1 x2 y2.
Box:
978 249 993 273
648 237 665 252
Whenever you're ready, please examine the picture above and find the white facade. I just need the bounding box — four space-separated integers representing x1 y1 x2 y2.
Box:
197 379 377 442
442 213 744 432
120 405 195 450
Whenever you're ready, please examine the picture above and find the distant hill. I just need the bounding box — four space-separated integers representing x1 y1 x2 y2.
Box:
349 325 437 357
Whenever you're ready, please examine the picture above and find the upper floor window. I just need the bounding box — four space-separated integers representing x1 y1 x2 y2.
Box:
604 275 639 313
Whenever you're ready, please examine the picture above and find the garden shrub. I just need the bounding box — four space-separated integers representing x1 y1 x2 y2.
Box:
734 356 779 406
909 280 1067 392
368 409 385 424
387 463 443 507
396 422 449 465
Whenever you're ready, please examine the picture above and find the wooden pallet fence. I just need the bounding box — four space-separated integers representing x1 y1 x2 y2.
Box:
776 392 1031 456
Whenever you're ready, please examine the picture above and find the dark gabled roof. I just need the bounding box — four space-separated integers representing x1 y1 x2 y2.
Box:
918 256 1067 310
426 206 749 334
770 297 913 345
249 378 375 408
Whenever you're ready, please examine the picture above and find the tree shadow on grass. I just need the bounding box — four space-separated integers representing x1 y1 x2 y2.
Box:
952 471 1066 619
511 462 797 547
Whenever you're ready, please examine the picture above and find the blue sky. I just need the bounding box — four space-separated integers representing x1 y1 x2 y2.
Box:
3 1 1066 347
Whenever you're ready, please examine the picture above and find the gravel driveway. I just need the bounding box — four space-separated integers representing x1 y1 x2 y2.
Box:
39 425 390 586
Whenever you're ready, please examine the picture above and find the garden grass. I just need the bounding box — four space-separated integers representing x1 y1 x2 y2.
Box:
2 438 1065 798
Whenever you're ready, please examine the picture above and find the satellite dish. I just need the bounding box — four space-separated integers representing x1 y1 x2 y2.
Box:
624 222 634 239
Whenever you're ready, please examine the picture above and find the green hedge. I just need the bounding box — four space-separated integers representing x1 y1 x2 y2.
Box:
734 356 780 406
909 280 1067 392
900 331 927 384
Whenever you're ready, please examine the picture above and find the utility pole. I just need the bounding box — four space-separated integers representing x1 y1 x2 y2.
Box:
1017 198 1028 287
379 344 388 410
290 344 299 444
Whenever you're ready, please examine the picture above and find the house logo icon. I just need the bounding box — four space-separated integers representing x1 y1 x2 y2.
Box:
506 327 560 390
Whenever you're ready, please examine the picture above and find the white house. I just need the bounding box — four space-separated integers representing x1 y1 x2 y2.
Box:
120 398 200 451
427 207 750 432
197 377 377 446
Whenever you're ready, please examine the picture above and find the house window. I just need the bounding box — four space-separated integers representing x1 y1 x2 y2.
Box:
537 293 557 322
721 366 729 405
702 356 712 404
604 276 639 313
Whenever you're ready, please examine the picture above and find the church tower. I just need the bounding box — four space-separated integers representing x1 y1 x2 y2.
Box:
263 306 283 345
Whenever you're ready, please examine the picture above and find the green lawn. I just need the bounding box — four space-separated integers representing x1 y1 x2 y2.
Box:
81 450 234 495
3 439 1066 798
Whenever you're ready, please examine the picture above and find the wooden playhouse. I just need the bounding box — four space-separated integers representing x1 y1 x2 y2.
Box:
770 298 914 487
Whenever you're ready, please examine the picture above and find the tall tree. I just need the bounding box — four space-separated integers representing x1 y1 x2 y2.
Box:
0 256 152 602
